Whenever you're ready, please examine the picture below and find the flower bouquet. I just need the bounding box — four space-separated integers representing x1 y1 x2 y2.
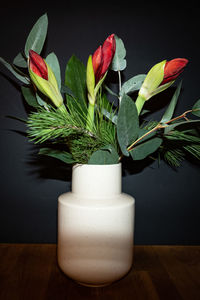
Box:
1 13 200 287
1 13 200 169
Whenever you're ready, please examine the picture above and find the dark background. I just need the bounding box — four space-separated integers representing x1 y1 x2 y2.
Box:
0 1 199 244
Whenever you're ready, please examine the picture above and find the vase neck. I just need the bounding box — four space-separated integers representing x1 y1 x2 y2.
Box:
72 164 122 198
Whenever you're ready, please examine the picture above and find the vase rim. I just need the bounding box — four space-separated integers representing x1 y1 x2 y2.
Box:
73 163 121 169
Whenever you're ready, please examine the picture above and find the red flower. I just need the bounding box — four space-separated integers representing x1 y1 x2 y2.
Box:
161 58 188 85
92 34 116 83
29 50 48 80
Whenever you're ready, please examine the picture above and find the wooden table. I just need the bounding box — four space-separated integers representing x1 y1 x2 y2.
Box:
0 244 200 300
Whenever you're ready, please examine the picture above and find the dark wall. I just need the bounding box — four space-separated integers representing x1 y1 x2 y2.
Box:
0 1 199 244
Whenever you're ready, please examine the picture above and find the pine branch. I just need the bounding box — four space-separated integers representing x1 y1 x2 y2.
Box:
27 106 98 144
160 129 200 167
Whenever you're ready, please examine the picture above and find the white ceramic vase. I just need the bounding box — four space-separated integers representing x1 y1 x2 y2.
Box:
57 163 135 287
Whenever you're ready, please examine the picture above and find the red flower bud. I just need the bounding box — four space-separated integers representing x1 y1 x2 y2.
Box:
92 34 116 83
29 50 48 80
92 46 103 83
161 58 188 85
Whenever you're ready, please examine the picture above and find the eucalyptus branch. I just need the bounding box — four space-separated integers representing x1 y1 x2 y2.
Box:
123 108 197 156
164 109 193 124
127 123 163 152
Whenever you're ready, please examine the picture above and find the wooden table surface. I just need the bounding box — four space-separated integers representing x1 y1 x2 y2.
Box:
0 244 200 300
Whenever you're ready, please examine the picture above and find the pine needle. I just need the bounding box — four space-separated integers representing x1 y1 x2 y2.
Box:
160 129 200 167
26 96 118 164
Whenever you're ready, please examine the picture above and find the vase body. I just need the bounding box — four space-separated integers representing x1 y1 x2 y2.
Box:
57 163 135 287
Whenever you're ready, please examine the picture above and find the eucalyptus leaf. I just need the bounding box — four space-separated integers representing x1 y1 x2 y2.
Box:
65 55 87 115
160 81 182 123
100 107 118 124
117 94 139 156
140 109 150 116
39 148 75 164
61 84 75 97
192 99 200 117
120 74 146 96
97 93 118 125
111 35 126 71
24 13 48 57
46 52 61 90
0 57 29 84
164 120 200 134
36 93 50 110
13 52 27 68
21 86 39 107
104 85 119 97
88 145 119 165
130 137 162 160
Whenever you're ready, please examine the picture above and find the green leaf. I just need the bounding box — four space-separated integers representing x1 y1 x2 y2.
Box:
0 57 29 84
35 93 49 109
111 35 126 71
46 52 61 90
130 137 162 160
164 120 200 134
65 55 87 114
61 84 75 97
120 74 146 96
97 93 117 124
88 145 119 165
39 148 75 164
104 85 119 97
117 94 139 156
192 99 200 117
95 94 117 125
160 81 182 123
24 13 48 57
21 86 39 107
150 80 174 98
13 52 27 68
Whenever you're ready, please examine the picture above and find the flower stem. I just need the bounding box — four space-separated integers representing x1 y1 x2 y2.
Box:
86 102 95 131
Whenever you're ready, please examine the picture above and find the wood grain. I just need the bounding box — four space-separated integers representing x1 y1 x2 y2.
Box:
0 244 200 300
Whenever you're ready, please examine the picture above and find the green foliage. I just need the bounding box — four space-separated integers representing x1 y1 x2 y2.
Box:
39 148 75 164
24 13 48 57
13 14 48 67
120 74 146 96
160 81 182 123
1 13 200 168
117 94 139 156
65 55 88 116
160 129 200 167
27 87 118 164
111 35 126 71
21 86 39 108
0 57 29 84
130 137 162 160
46 53 61 90
164 120 200 135
13 52 27 68
88 145 119 165
192 99 200 117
